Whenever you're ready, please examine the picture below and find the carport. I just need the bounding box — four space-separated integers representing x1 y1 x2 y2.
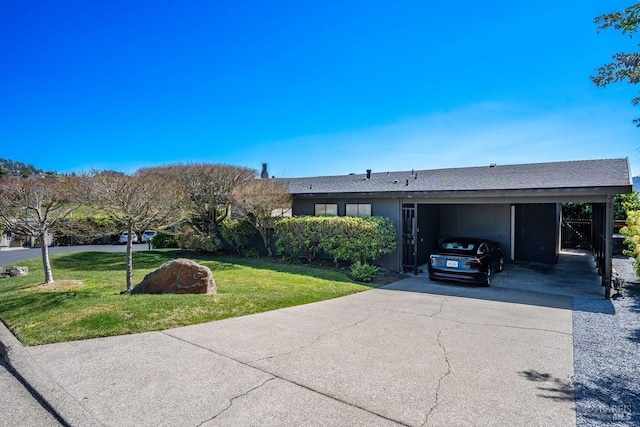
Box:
284 158 632 298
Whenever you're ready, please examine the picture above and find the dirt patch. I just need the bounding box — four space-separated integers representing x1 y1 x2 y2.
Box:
37 280 84 291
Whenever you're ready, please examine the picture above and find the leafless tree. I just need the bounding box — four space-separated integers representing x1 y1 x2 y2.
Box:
0 175 81 283
234 179 291 256
164 163 256 239
83 169 188 292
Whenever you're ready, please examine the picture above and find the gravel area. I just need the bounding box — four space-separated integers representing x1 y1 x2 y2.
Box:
573 256 640 426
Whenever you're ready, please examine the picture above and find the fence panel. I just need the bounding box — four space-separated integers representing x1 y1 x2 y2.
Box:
561 219 593 249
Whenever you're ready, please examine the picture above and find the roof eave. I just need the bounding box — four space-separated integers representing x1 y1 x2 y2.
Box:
290 185 633 200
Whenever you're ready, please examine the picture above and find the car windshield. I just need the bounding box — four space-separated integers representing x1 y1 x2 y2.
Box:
441 240 477 252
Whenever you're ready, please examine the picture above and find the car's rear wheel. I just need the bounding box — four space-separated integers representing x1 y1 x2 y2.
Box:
481 267 492 287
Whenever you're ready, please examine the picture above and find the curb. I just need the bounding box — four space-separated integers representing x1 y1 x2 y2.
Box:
0 322 101 427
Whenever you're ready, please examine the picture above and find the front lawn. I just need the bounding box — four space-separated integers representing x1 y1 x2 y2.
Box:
0 250 374 346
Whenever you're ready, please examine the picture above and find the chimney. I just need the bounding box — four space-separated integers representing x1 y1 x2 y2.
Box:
261 163 269 179
366 169 372 179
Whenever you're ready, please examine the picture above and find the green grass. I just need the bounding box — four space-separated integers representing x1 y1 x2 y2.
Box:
0 250 374 346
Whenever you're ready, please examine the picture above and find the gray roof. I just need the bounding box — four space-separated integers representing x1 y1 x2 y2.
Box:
281 158 632 195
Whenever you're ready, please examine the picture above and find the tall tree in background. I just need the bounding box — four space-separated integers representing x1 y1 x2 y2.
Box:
234 179 291 256
84 169 187 292
0 176 80 283
592 3 640 125
0 158 45 177
165 164 256 239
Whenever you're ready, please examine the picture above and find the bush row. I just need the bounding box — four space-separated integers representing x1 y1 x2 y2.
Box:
160 215 397 283
274 216 397 265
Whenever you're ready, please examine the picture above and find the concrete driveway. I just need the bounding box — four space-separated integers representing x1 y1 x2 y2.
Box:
7 273 577 426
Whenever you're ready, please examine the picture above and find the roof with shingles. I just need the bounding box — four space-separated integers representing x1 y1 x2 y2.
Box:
280 158 632 195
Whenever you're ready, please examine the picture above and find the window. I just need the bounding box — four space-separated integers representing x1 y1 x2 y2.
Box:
346 203 372 217
315 203 338 216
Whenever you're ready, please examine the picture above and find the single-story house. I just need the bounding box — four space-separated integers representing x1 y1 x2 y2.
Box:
279 158 633 294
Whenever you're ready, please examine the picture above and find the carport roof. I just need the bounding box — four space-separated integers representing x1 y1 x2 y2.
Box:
281 158 632 196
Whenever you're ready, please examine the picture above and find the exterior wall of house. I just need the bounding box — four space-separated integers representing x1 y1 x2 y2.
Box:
438 204 512 259
0 231 11 247
291 198 562 270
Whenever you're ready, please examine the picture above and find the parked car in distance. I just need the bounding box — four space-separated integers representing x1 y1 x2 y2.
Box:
119 231 138 244
141 230 157 243
428 237 504 286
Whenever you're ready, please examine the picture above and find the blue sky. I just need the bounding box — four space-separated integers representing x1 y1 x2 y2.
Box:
1 0 639 177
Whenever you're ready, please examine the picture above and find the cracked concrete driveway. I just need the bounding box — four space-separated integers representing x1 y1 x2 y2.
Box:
22 276 576 427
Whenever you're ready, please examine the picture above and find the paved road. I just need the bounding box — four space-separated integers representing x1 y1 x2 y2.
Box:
0 244 149 267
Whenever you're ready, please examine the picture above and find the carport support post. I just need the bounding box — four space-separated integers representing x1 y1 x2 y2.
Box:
413 202 418 276
603 196 614 299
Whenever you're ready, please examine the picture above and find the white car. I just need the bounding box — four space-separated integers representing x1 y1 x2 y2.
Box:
119 231 138 244
141 230 157 243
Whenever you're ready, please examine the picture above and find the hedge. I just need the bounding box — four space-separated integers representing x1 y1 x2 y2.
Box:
275 216 397 264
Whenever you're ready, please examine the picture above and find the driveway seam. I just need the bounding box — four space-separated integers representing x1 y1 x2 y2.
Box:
161 331 409 427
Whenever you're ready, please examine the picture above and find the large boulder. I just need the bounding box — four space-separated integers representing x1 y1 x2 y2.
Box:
132 259 216 294
0 266 28 279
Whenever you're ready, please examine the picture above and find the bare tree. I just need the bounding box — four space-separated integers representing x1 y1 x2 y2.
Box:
84 169 187 292
234 179 291 256
166 164 256 239
0 175 80 283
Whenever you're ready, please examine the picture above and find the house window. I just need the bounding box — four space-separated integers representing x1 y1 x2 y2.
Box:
315 203 338 216
346 203 372 217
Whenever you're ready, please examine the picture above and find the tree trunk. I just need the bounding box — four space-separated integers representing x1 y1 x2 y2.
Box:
126 223 134 292
40 232 54 283
261 229 273 257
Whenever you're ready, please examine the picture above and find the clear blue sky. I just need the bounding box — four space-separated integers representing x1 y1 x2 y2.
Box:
1 0 639 177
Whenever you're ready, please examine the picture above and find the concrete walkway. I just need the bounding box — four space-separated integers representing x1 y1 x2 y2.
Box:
2 275 578 426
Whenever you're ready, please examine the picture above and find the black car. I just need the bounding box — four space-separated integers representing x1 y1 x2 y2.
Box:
428 237 504 286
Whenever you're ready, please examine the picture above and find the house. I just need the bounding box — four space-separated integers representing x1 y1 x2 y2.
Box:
280 158 632 292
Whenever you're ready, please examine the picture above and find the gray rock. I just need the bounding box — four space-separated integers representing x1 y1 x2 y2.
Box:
0 266 28 279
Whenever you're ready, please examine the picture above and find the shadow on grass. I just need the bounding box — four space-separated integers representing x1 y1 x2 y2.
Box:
49 250 363 285
0 292 76 319
51 251 180 271
190 255 364 285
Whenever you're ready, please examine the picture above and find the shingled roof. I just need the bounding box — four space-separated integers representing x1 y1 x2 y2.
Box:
282 158 632 195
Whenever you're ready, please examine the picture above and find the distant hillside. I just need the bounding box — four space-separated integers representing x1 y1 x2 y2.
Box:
0 158 45 177
634 176 640 191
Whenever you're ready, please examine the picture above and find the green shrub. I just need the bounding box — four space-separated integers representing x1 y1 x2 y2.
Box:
150 232 178 249
275 216 397 265
621 210 640 275
320 216 397 264
221 219 256 253
176 230 221 253
350 261 379 282
275 216 328 262
242 248 262 258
